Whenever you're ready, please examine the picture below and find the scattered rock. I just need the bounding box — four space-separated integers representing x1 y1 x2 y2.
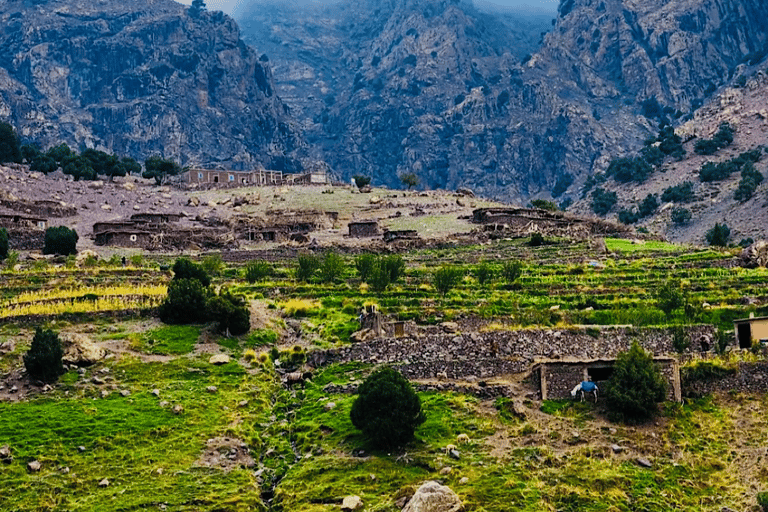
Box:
27 460 41 472
100 204 111 211
324 402 336 411
120 390 130 397
457 187 475 197
187 196 200 206
438 466 452 475
441 322 459 334
76 250 99 265
60 466 70 474
636 457 653 468
402 481 463 512
350 328 376 343
98 478 110 487
172 404 184 415
78 446 86 452
741 240 768 268
341 495 364 511
459 477 469 484
60 333 108 366
206 386 218 393
209 354 231 365
100 390 110 398
0 445 12 463
151 389 160 397
611 444 624 454
448 449 460 460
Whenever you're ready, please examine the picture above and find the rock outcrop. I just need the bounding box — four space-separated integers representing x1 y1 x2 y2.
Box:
0 0 303 170
402 481 463 512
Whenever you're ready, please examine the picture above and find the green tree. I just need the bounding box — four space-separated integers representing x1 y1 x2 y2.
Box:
30 155 57 174
475 261 495 285
350 367 426 448
671 207 692 225
381 255 405 283
120 157 142 176
706 223 730 247
296 253 320 282
591 187 617 215
143 156 182 185
207 290 250 336
0 122 22 164
20 144 41 164
46 143 72 166
367 263 391 292
353 175 371 190
158 278 211 325
172 257 211 286
319 251 345 283
604 342 668 423
24 328 65 383
501 261 523 284
400 172 419 189
0 227 8 260
43 226 78 255
244 260 271 283
189 0 206 17
355 254 377 281
433 265 463 296
201 253 224 278
656 281 686 318
62 154 96 181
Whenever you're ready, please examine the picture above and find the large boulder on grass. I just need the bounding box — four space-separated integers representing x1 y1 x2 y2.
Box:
402 481 463 512
741 240 768 268
60 333 107 366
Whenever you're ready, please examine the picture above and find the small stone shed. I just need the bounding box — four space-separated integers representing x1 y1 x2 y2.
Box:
185 169 283 187
532 357 681 402
130 213 183 224
734 315 768 349
348 220 379 238
95 230 153 248
0 213 47 230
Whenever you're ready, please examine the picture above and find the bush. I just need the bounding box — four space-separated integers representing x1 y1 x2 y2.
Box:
367 263 391 293
552 173 573 198
0 122 22 164
706 223 730 247
734 162 763 202
30 155 57 174
618 209 639 225
656 281 686 318
606 157 652 183
143 156 181 185
244 260 271 283
172 258 211 286
671 207 692 225
355 254 377 281
605 342 668 423
201 254 224 277
695 123 734 155
591 187 617 216
319 251 345 283
207 290 251 336
757 491 768 511
400 172 419 189
475 261 495 285
672 326 691 353
529 199 559 211
350 367 425 449
24 328 65 383
638 194 658 217
528 233 546 246
657 126 684 158
501 261 523 283
661 182 694 203
381 255 405 283
433 266 463 296
43 226 78 255
296 253 321 282
353 175 371 189
0 227 7 261
158 278 211 325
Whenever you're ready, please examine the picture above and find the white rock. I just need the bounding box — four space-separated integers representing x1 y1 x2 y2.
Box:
341 495 363 511
403 481 463 512
209 354 231 365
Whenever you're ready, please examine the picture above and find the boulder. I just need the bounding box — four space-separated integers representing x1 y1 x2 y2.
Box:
76 250 99 264
60 333 107 367
350 329 376 343
209 354 231 365
402 481 463 512
341 495 364 511
27 460 41 472
741 241 768 268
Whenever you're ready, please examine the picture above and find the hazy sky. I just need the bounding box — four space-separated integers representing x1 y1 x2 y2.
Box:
173 0 558 16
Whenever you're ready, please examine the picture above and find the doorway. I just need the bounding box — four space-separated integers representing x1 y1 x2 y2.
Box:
738 323 752 349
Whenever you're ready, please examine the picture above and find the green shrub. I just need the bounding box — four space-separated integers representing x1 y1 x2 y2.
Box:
757 491 768 511
607 157 652 183
671 207 692 225
244 260 271 283
681 361 736 383
355 254 377 281
475 261 495 285
367 263 391 293
319 251 345 283
172 258 211 286
671 326 691 353
501 261 523 283
158 278 211 325
591 187 617 215
400 172 419 189
350 367 425 449
296 254 320 282
706 223 730 247
528 233 546 247
353 175 371 189
530 199 559 211
605 342 668 423
43 226 78 255
656 281 686 318
661 182 694 203
433 265 463 296
246 329 278 347
207 290 251 336
0 122 22 164
0 227 7 260
201 253 224 277
23 328 65 383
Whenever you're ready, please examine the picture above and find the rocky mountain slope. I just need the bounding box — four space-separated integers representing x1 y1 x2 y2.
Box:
0 0 303 170
237 0 768 205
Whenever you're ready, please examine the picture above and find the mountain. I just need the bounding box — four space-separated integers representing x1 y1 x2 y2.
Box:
236 0 768 205
0 0 303 170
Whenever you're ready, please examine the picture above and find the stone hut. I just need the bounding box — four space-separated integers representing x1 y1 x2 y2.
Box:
734 315 768 349
383 230 419 242
95 230 153 248
348 220 379 238
130 213 183 224
185 169 283 187
0 213 47 230
532 357 681 402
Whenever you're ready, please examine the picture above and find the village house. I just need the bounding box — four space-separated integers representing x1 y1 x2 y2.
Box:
348 220 379 238
734 314 768 349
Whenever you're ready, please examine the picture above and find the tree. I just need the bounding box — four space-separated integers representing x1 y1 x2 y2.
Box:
24 328 65 383
0 227 8 260
604 342 667 423
43 226 78 255
400 172 419 190
30 155 57 175
0 122 22 164
671 207 692 226
143 156 181 185
706 223 730 247
207 290 250 336
433 265 463 296
159 278 211 325
591 187 617 216
46 143 72 167
120 157 142 176
62 155 96 181
501 260 523 284
350 367 425 448
353 175 371 190
355 254 377 281
189 0 206 17
475 261 495 285
656 281 685 318
20 144 41 164
319 251 345 283
172 257 211 287
296 253 320 282
244 260 271 283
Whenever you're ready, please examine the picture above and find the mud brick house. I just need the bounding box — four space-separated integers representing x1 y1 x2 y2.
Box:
94 230 153 248
348 220 379 237
383 230 419 242
0 213 47 230
472 207 630 238
130 213 183 224
532 357 682 402
185 169 283 187
734 315 768 349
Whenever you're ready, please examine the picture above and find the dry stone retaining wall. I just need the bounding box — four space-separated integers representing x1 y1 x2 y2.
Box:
309 325 716 381
683 361 768 396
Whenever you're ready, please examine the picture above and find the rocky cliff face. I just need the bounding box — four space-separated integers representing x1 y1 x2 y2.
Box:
0 0 303 169
238 0 768 203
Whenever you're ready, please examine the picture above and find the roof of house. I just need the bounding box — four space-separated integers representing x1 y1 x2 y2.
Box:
734 316 768 323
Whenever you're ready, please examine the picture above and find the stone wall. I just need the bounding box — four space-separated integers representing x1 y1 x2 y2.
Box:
308 325 716 382
683 361 768 396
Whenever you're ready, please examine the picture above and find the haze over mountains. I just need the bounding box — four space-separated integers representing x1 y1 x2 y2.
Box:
1 0 768 240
